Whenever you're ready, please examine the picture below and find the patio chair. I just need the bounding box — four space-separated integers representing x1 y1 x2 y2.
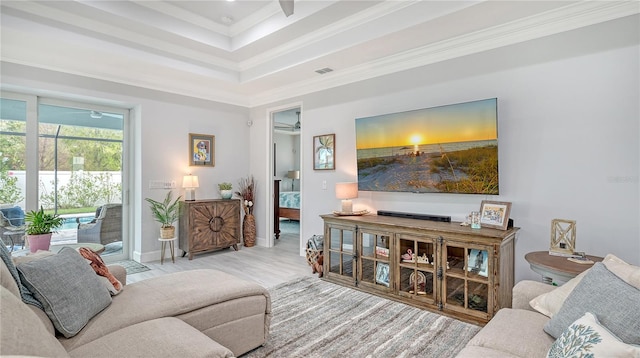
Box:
0 210 25 251
77 203 122 246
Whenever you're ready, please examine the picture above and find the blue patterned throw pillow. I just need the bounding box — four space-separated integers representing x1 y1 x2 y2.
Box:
547 312 640 357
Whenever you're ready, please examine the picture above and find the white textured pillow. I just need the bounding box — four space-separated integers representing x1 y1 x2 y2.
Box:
546 312 640 358
530 254 640 317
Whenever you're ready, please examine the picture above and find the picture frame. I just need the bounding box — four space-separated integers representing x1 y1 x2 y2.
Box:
189 133 215 167
313 133 335 170
375 262 390 287
549 219 576 256
467 249 488 277
479 200 511 230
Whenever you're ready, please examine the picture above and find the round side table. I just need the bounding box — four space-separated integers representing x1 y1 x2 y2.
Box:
158 237 177 264
525 251 604 285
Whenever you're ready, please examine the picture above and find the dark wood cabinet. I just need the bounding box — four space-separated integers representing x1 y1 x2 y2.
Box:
179 199 241 260
321 214 519 325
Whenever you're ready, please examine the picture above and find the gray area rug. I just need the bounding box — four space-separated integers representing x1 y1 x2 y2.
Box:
242 276 480 358
111 260 150 275
279 220 299 234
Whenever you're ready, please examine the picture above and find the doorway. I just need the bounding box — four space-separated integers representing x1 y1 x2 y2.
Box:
272 107 301 249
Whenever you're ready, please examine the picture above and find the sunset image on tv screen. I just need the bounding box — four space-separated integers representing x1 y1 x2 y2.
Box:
355 98 498 194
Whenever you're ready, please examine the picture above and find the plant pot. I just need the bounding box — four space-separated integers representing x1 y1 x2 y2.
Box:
27 233 52 253
160 226 175 239
243 214 256 247
220 190 233 199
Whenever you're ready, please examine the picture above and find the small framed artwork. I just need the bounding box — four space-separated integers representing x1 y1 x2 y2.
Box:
549 219 576 256
467 249 488 277
375 262 390 287
479 200 511 230
189 133 215 167
313 133 335 170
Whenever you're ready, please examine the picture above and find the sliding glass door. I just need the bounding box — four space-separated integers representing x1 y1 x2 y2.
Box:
1 93 129 261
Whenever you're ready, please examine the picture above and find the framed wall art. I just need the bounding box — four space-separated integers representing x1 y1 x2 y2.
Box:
189 133 215 167
313 133 335 170
479 200 511 230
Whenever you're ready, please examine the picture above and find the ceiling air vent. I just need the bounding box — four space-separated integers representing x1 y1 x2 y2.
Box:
315 67 334 75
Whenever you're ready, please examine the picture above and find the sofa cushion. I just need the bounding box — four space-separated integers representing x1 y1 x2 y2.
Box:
59 269 270 352
547 312 640 357
464 308 555 357
544 262 640 344
67 317 233 358
530 254 640 318
456 345 520 358
0 286 69 357
17 247 112 338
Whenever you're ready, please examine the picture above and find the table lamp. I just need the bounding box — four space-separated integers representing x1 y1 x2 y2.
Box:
182 174 199 201
335 182 358 213
287 170 300 191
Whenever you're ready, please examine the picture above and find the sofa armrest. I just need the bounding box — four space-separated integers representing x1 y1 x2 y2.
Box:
512 280 555 311
108 264 127 286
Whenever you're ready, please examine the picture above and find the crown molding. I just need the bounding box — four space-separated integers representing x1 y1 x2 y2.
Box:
249 1 640 107
132 1 230 35
237 0 419 73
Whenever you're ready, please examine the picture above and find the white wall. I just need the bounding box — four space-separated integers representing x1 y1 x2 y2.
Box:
0 65 250 262
251 15 640 282
274 132 300 191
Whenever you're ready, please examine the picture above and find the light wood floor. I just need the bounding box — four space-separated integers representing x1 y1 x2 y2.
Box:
126 230 311 288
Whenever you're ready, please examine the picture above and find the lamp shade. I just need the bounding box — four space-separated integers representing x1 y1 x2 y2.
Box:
182 175 199 188
287 170 300 180
336 182 358 200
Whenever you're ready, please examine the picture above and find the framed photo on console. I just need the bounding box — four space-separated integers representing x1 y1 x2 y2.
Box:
375 262 390 287
479 200 511 230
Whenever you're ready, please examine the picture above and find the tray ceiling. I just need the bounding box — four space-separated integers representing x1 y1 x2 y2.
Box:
1 1 637 107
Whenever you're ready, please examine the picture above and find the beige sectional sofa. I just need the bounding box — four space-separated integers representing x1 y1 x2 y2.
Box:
0 248 271 358
456 280 556 357
457 254 640 357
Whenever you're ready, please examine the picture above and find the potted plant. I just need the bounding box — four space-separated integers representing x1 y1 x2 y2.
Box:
145 191 181 239
25 206 64 253
218 182 233 199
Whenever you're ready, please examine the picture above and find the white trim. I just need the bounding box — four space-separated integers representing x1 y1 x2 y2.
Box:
249 1 640 107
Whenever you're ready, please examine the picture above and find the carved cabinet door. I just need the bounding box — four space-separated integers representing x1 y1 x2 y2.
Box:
180 199 240 259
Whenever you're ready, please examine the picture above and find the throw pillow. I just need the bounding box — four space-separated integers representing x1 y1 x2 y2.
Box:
17 247 112 338
530 254 640 317
547 312 640 358
543 262 640 344
78 247 122 295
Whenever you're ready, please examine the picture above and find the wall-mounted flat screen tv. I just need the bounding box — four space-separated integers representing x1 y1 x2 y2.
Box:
355 98 498 194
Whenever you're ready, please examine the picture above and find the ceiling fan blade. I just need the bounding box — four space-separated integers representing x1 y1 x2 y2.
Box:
279 0 294 17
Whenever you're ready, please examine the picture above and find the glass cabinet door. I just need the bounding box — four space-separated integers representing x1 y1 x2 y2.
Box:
442 241 492 320
325 224 356 284
358 229 392 291
397 233 437 305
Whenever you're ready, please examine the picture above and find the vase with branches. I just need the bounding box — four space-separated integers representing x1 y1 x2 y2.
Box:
235 176 256 247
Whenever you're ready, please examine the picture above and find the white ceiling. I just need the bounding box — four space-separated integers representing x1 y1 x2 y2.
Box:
1 1 638 108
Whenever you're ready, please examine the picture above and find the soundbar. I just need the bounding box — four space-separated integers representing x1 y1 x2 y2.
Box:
377 210 451 222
